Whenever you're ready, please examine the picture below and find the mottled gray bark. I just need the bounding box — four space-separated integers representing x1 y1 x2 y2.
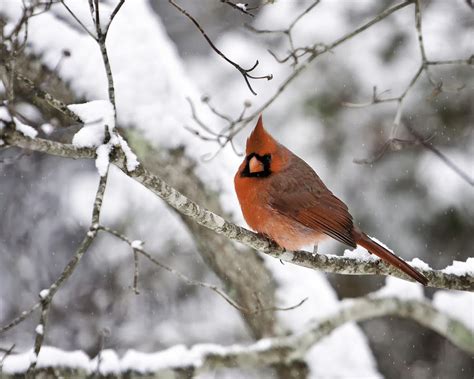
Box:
2 127 472 292
1 297 472 378
0 55 304 377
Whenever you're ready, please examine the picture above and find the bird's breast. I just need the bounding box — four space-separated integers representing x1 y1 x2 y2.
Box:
234 176 322 251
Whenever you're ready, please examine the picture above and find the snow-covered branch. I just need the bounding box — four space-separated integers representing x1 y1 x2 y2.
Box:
1 29 303 375
2 296 472 378
2 127 472 292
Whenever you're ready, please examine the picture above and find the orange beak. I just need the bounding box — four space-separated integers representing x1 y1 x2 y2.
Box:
248 156 264 174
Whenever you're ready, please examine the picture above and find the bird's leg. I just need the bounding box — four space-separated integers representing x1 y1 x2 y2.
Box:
313 243 319 254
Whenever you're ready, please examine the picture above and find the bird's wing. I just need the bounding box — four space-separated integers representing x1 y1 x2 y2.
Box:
268 157 357 248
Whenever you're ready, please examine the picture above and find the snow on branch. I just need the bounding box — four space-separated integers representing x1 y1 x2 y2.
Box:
1 127 472 292
1 296 472 378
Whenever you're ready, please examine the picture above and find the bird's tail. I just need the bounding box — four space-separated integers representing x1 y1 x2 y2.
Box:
354 231 428 286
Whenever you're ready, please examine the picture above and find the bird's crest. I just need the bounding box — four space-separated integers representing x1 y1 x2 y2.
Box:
246 115 278 155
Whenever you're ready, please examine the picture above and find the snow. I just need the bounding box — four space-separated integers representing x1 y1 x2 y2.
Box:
117 133 139 172
131 240 144 250
343 245 380 262
4 342 312 375
442 258 474 276
409 257 432 271
35 324 44 335
121 345 195 373
13 116 38 138
67 100 139 175
236 3 247 11
267 257 381 378
2 347 90 374
69 100 114 148
90 349 120 376
1 1 469 377
39 289 50 299
0 104 11 122
433 291 474 331
40 123 54 134
2 346 197 375
72 119 106 148
95 144 111 177
0 0 239 205
29 351 37 364
372 276 424 300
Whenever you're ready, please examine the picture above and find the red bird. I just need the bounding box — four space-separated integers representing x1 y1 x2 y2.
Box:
234 115 428 285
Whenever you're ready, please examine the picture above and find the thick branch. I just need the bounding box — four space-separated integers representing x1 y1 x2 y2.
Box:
0 51 301 376
2 129 472 292
1 297 472 378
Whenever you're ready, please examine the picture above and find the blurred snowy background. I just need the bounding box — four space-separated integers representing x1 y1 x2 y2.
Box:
0 0 473 378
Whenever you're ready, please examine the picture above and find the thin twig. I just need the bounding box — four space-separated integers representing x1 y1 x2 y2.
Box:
227 0 414 141
132 248 140 295
60 0 97 40
26 301 50 375
0 303 41 335
427 55 474 66
346 1 473 169
168 0 272 95
4 68 83 124
189 0 414 151
0 173 108 349
98 225 307 314
88 0 116 111
104 0 126 37
405 123 474 186
353 137 423 165
247 1 321 66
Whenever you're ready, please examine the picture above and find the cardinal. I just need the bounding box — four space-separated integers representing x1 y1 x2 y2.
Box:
234 115 428 285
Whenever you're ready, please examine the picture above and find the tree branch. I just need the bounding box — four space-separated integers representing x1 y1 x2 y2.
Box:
168 0 272 95
1 297 472 378
1 31 303 376
97 225 306 315
4 172 109 377
345 0 473 179
188 0 414 151
1 128 472 292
